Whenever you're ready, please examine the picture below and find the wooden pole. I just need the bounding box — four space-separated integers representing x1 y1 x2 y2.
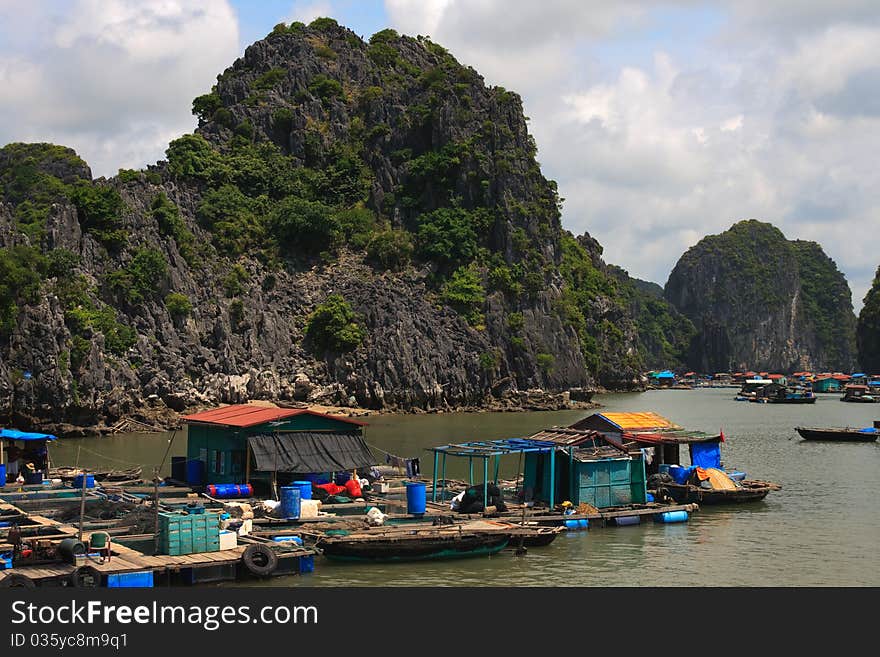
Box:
77 457 87 543
431 450 439 503
152 466 160 555
245 441 251 485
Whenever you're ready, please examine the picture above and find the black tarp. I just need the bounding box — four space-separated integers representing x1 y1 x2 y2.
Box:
247 432 376 473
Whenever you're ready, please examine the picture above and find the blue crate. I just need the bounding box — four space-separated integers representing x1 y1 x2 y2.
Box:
107 571 154 588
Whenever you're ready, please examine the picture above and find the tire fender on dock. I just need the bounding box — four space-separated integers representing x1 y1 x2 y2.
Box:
241 544 278 577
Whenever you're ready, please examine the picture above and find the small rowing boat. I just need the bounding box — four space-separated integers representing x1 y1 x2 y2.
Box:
795 426 879 442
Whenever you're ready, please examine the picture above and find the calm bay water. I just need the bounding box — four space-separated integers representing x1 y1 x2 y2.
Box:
48 388 880 586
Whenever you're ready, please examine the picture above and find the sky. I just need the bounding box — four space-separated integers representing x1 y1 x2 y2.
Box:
1 1 878 309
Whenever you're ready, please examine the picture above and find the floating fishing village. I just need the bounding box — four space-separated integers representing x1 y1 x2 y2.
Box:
1 368 875 588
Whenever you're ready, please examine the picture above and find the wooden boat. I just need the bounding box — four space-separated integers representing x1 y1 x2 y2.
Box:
659 480 781 505
49 466 143 482
795 426 879 442
316 527 510 562
456 520 564 547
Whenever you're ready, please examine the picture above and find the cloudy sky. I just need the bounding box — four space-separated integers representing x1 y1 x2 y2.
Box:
1 1 878 308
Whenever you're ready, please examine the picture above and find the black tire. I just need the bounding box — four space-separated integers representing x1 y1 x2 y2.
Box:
68 566 102 588
1 573 36 588
242 544 278 577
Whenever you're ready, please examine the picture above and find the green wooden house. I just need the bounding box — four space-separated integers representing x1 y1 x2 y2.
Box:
181 404 374 491
520 428 647 508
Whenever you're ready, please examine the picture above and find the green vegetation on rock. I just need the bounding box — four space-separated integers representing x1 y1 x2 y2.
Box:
305 294 365 352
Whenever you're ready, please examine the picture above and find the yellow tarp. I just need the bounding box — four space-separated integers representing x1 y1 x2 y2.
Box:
601 412 680 431
695 467 738 490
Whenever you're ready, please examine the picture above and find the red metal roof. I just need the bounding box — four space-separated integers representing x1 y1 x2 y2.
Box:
181 404 366 428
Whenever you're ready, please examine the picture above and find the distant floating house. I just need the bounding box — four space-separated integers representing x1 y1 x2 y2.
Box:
181 404 373 493
812 376 842 393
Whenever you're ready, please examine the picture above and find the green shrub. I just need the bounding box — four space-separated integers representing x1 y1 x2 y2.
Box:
366 229 413 270
308 74 344 105
506 312 524 332
272 108 294 134
165 134 229 184
309 17 339 31
229 299 245 331
213 107 235 128
536 352 555 373
488 264 522 296
105 248 167 305
46 249 80 280
253 67 287 91
192 91 222 122
68 181 127 249
333 206 375 248
479 351 498 372
440 266 485 326
268 196 334 252
116 168 141 184
150 193 194 260
234 119 255 141
0 245 46 335
222 264 249 297
164 292 192 319
415 207 492 272
196 184 265 256
315 44 337 59
305 294 364 352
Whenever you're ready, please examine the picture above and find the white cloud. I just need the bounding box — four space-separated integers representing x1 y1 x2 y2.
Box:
0 0 239 177
384 0 880 310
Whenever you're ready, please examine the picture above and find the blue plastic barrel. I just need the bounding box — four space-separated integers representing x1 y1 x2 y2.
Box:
171 457 186 482
615 516 640 526
207 483 253 498
577 519 589 529
0 463 6 487
335 472 351 486
291 480 312 500
186 460 204 486
657 510 689 524
280 486 301 519
73 474 95 489
405 481 426 515
646 493 655 502
564 519 579 530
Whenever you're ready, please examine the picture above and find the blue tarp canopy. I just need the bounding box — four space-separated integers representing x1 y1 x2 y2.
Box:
0 428 58 441
851 373 866 377
689 441 721 469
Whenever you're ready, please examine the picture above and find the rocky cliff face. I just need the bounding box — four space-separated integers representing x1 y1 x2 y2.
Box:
857 265 880 372
664 220 857 372
1 20 653 433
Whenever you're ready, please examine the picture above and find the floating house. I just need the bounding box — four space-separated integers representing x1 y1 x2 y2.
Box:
520 428 648 508
181 405 373 493
427 428 649 510
812 376 842 393
0 428 57 484
569 412 723 477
